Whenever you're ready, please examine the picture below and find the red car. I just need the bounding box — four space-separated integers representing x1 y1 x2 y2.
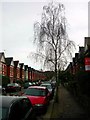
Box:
23 86 50 114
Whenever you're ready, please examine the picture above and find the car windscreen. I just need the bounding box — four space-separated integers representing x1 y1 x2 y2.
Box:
7 83 19 87
41 84 52 89
25 82 32 86
25 88 46 96
7 83 15 86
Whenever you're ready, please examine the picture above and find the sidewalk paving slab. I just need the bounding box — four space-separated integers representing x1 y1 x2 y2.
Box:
50 85 89 120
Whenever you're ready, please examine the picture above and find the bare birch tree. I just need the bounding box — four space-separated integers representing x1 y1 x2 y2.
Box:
33 2 75 101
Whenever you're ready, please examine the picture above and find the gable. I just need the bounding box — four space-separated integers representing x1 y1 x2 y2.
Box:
19 63 24 69
1 55 5 63
17 63 20 68
11 60 14 66
22 65 24 70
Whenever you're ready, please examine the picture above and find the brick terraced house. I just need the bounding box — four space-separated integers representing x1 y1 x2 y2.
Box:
0 52 7 85
19 63 25 82
0 52 46 85
5 57 14 83
14 61 20 82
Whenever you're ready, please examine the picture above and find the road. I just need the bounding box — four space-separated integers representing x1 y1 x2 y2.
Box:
36 99 54 120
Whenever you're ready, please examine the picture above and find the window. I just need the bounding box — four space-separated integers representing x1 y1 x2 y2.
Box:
25 88 46 96
20 98 32 116
9 101 22 120
1 107 8 120
9 98 33 120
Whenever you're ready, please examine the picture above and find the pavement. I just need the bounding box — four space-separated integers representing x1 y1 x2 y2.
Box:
40 85 89 120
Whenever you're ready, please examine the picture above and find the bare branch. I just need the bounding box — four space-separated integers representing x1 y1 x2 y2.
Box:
33 2 75 72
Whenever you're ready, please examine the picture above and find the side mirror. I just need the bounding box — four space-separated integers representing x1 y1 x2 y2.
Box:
47 92 50 97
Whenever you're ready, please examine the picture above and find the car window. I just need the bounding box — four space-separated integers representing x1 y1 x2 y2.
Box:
0 107 9 120
20 98 32 115
0 97 32 120
7 83 14 86
25 88 46 96
47 85 52 89
2 107 8 119
41 84 52 89
9 101 23 120
8 98 32 120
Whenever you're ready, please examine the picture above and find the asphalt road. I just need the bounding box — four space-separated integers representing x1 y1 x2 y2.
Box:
36 99 54 120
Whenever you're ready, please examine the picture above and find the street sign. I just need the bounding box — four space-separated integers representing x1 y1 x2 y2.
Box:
85 57 90 71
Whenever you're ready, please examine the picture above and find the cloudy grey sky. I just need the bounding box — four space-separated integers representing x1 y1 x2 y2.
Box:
0 0 89 70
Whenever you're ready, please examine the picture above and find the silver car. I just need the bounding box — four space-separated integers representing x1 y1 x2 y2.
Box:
40 83 54 99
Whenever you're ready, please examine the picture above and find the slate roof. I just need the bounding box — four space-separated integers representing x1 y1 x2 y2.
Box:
14 61 19 68
19 63 24 69
24 65 28 71
28 67 32 72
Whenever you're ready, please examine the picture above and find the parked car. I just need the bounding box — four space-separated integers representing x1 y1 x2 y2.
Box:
0 85 6 95
42 80 55 89
23 86 50 114
5 83 21 93
24 82 32 89
51 80 56 89
0 95 36 120
32 82 36 86
40 83 54 99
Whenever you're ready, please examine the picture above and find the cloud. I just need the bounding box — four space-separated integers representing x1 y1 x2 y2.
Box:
88 1 90 36
0 0 89 70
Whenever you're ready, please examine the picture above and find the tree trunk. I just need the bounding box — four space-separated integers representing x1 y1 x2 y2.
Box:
54 49 59 102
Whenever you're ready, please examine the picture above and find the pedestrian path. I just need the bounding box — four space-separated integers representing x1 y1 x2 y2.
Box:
50 85 88 119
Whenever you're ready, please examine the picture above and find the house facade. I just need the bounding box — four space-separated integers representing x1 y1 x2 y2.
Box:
0 52 7 77
84 37 90 71
19 63 25 81
0 52 46 85
24 65 28 81
0 52 7 85
66 37 90 74
5 57 14 83
28 67 32 81
14 61 20 82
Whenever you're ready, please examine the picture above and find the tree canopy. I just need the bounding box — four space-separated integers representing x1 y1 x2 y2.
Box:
34 2 75 72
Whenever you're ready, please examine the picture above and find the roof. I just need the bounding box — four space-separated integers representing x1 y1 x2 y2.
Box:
19 63 24 69
0 96 27 107
14 61 19 67
5 57 13 66
0 52 6 63
24 65 28 71
28 67 32 71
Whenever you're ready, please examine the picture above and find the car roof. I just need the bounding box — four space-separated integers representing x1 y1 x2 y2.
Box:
7 83 18 85
41 83 51 85
28 86 46 90
0 95 28 107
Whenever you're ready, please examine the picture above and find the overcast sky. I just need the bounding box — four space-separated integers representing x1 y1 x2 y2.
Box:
0 0 89 70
